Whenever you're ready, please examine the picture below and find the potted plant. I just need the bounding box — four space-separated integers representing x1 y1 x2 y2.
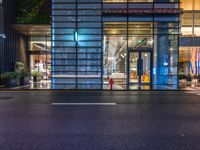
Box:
1 72 20 87
186 74 192 81
32 71 41 82
14 62 30 86
178 73 186 87
20 71 30 86
193 74 198 80
178 73 186 80
15 62 25 73
186 74 192 86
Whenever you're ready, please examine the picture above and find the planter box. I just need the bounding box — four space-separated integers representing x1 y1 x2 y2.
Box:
186 81 192 86
20 77 30 86
179 79 186 87
4 78 19 88
0 79 4 85
33 76 41 83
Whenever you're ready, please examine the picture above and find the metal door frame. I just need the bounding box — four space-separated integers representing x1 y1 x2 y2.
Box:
128 48 153 90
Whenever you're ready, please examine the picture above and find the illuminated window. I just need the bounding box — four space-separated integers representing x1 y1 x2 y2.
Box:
103 0 153 2
179 47 200 75
194 0 200 10
103 22 127 90
181 0 193 10
194 13 200 36
181 0 200 37
181 13 193 26
181 13 193 36
181 0 200 10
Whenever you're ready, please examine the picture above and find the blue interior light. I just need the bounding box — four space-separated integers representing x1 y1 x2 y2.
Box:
74 31 78 42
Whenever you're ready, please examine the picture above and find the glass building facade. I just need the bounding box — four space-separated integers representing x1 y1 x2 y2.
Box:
51 0 180 90
179 0 200 79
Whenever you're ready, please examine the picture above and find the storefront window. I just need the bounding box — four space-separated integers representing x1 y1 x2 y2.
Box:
194 0 200 10
153 22 179 89
29 36 51 51
194 13 200 36
128 22 153 49
181 0 193 10
29 36 51 87
179 47 200 75
181 13 193 36
30 55 51 80
103 22 127 90
180 0 200 36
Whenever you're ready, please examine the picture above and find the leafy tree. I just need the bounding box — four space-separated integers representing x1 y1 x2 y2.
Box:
16 0 50 24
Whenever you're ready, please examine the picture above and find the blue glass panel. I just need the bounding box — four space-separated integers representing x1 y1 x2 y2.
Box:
53 66 76 72
78 4 101 9
78 60 101 65
78 48 102 53
52 10 76 15
52 0 102 89
78 54 101 59
78 42 102 47
52 4 75 9
78 84 101 89
78 22 102 28
78 35 101 41
77 78 101 84
52 78 76 84
52 16 76 22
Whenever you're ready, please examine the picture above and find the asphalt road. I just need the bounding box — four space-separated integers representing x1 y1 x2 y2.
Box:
0 91 200 150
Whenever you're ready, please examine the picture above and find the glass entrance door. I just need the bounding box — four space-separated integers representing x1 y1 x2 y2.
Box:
129 51 151 90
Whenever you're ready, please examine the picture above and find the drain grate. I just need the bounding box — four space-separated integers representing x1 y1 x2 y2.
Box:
0 96 13 100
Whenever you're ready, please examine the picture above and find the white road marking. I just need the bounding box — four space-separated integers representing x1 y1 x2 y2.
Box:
51 103 117 106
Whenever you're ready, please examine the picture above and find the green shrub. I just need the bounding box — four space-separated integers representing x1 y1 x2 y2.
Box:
16 0 50 24
31 71 42 77
20 71 30 78
1 72 21 80
15 62 25 73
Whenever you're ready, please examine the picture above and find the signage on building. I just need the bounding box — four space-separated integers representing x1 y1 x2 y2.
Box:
103 8 182 15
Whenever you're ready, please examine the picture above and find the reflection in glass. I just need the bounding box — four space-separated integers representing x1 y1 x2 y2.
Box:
30 55 51 80
129 52 139 83
29 36 51 51
154 22 179 87
128 22 153 49
103 36 127 90
179 47 200 75
181 0 193 10
194 0 200 10
141 52 151 83
129 52 151 84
